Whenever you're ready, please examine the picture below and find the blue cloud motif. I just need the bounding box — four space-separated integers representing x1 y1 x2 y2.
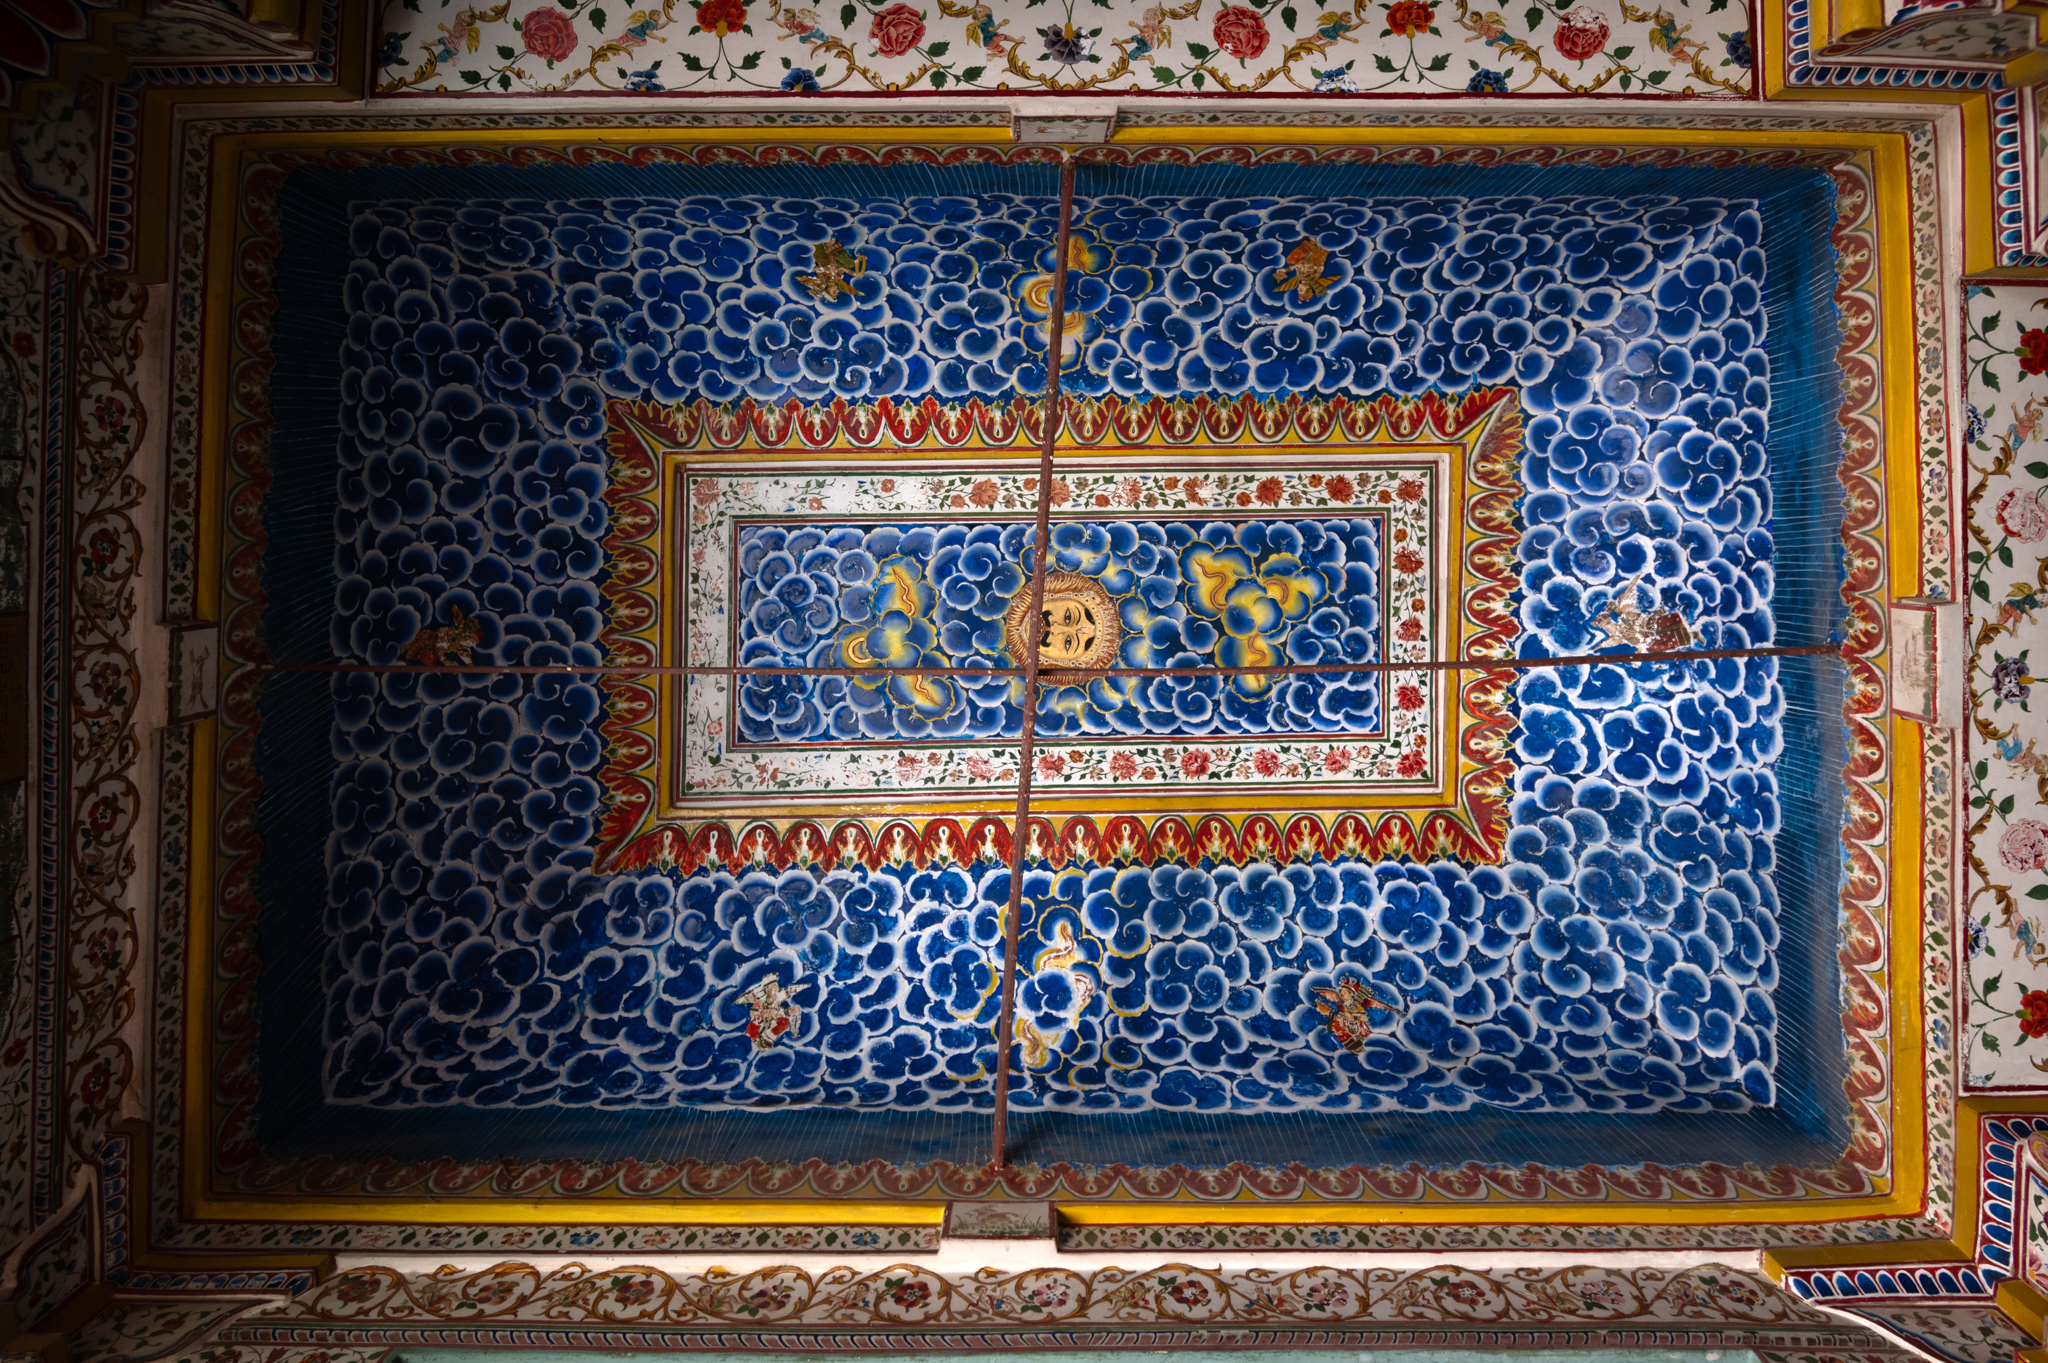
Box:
729 517 1383 743
316 188 1792 1116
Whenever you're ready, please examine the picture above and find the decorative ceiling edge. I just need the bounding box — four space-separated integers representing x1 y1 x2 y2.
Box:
1763 1106 2048 1305
223 1260 1844 1336
166 127 1917 1221
19 122 1916 1260
0 45 1974 1334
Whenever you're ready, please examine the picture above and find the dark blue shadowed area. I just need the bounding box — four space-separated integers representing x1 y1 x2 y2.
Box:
254 155 1844 1174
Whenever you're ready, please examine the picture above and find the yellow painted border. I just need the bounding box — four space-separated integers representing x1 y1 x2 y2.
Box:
190 120 1926 1228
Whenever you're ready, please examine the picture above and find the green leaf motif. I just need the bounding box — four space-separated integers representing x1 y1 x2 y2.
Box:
1374 51 1397 69
932 68 948 85
591 6 608 29
1647 68 1668 82
498 44 517 58
960 63 987 79
738 49 762 67
459 67 483 82
1990 973 2006 996
1425 51 1448 68
1282 4 1298 25
1618 69 1631 87
1987 312 2005 335
1987 1033 2004 1053
1612 43 1634 57
1191 68 1206 85
682 51 708 68
1188 40 1213 57
926 39 950 54
1986 368 2004 392
2026 461 2048 477
1524 6 1545 27
841 2 857 26
1153 63 1178 80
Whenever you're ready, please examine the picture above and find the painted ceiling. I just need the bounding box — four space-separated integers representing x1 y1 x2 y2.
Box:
202 149 1867 1195
6 0 2034 1349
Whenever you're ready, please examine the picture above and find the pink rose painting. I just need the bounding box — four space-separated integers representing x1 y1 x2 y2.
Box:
1212 5 1270 59
1552 5 1610 59
1999 488 2048 543
2001 818 2048 873
870 3 927 55
520 5 580 61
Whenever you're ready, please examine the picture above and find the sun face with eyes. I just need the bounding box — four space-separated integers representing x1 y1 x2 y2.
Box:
1004 572 1121 680
1039 594 1101 664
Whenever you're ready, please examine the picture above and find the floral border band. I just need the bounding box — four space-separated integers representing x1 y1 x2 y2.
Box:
243 1260 1830 1335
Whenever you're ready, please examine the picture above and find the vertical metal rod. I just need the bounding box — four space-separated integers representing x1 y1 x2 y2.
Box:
990 155 1077 1173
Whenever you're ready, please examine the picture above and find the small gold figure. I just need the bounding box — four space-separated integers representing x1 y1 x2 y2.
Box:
1273 238 1339 303
796 241 867 301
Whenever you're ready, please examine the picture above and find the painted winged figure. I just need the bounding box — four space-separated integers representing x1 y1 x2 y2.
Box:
1309 979 1405 1054
739 977 802 1051
1590 574 1700 653
1274 238 1339 302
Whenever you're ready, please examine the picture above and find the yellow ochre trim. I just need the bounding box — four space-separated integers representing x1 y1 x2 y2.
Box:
2001 1278 2048 1345
189 121 1929 1226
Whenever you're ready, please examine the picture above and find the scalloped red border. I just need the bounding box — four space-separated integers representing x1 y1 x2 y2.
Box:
594 386 1521 874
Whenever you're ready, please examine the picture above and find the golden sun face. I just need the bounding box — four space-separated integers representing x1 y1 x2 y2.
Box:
1004 572 1121 681
1039 595 1101 664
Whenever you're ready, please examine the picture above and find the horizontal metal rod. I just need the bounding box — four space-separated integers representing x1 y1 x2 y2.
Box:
249 644 1838 679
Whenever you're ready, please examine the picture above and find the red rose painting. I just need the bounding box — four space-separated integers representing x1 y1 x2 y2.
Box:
1385 0 1435 37
1212 5 1269 59
696 0 749 35
520 5 579 60
1552 5 1609 59
2022 989 2048 1039
870 3 927 55
2021 326 2048 376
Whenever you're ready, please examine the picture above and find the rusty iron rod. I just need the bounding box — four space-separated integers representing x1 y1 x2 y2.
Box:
990 157 1076 1173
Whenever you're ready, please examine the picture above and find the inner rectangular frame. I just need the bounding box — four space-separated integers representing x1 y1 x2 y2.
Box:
664 445 1460 814
180 127 1933 1227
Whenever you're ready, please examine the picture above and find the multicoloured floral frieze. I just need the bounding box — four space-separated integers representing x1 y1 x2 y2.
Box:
250 1258 1822 1331
1961 285 2048 1087
1838 1304 2038 1363
371 0 1754 96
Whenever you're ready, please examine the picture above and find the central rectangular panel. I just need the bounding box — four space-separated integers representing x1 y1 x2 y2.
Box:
682 453 1444 802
